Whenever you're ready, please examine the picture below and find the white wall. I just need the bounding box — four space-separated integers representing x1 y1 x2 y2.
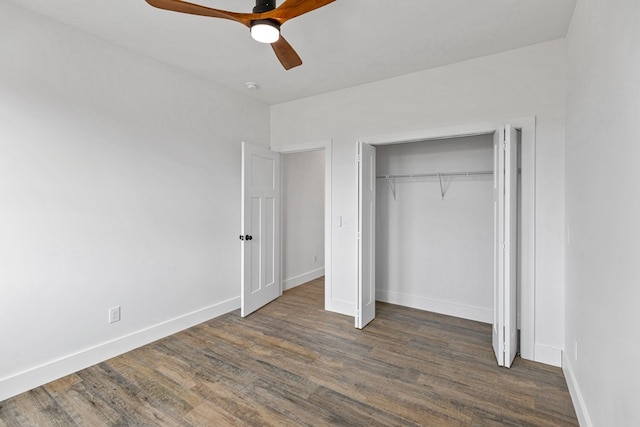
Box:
281 150 325 289
271 39 567 365
376 135 494 323
0 2 269 400
564 0 640 425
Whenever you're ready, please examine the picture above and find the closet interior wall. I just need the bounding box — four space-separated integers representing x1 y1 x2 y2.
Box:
375 134 495 323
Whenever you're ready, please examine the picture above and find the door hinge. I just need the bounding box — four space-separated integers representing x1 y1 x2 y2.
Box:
503 241 506 251
503 327 506 352
356 232 361 240
357 154 361 163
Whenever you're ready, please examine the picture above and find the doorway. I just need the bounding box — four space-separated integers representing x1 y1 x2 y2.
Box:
275 140 333 311
240 141 333 316
281 150 326 292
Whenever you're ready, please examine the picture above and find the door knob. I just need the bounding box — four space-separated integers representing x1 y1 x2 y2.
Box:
239 235 253 241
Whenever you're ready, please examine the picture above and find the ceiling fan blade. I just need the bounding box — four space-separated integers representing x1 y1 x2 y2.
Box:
271 36 302 70
145 0 255 27
268 0 335 24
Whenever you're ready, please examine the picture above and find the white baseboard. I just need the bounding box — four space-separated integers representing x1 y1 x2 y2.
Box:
0 297 240 402
563 352 593 427
533 343 562 367
283 267 325 291
326 299 355 317
376 290 492 324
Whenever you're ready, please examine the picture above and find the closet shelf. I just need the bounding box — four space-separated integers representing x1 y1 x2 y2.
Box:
376 170 493 180
377 170 493 201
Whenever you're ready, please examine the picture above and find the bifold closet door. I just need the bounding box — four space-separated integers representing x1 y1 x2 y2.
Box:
357 141 376 329
492 126 518 368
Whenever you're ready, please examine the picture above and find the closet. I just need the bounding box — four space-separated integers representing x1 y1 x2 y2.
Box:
357 125 525 367
375 134 496 324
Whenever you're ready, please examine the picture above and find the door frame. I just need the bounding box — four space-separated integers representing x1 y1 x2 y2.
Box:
272 140 333 312
358 117 536 361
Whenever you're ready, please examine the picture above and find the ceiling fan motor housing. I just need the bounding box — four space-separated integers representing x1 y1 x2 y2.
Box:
251 0 280 40
253 0 276 13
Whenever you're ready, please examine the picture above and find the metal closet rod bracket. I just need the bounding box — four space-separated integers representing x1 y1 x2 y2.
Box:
387 179 397 201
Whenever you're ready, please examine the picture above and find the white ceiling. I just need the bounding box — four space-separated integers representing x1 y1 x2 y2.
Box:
10 0 577 105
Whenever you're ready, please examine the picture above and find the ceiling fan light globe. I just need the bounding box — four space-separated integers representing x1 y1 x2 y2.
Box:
251 21 280 44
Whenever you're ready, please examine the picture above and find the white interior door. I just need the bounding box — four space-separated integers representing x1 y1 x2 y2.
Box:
241 142 281 317
357 142 376 329
492 126 519 367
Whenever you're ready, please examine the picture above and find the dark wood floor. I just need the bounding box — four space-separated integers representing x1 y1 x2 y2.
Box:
0 278 577 426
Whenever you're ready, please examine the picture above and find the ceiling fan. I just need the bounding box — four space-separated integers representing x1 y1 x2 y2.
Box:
145 0 336 70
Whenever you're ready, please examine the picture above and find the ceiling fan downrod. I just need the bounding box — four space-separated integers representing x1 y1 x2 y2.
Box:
253 0 276 13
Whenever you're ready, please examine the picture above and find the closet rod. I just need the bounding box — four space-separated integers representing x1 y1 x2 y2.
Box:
376 170 493 179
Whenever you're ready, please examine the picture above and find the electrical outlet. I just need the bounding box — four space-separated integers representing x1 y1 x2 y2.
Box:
313 254 318 264
109 306 121 324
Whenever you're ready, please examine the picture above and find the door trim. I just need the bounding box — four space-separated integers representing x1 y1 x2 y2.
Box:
359 117 536 362
272 140 333 313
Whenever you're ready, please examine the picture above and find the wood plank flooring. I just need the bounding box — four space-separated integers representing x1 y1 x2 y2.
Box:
0 278 578 426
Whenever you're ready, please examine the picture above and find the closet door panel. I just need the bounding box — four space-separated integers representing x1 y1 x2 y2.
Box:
492 130 505 366
357 142 376 329
504 126 519 367
492 125 519 368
